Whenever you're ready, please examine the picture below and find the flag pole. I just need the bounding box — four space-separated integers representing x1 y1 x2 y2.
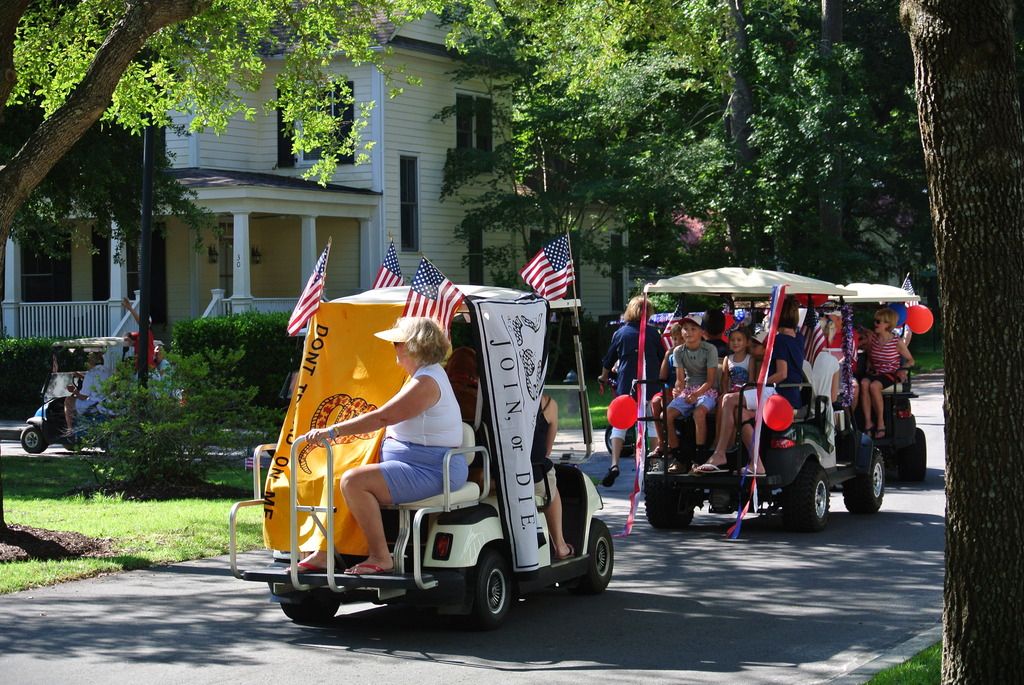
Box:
562 231 591 458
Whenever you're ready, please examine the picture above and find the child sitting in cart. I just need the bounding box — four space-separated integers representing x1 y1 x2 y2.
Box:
650 322 683 457
858 307 914 440
699 296 805 474
664 314 719 473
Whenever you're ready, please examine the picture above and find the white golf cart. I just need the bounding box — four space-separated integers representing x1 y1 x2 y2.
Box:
640 268 883 532
229 286 612 628
836 282 928 481
20 336 125 454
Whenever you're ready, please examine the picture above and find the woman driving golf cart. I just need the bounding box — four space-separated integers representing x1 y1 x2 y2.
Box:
297 316 466 576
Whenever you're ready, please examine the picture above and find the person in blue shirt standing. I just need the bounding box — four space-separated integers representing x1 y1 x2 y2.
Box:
598 296 665 486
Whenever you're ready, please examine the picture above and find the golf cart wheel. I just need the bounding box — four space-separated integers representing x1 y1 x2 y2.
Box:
782 461 830 532
468 546 513 630
20 426 47 454
897 428 927 482
644 480 695 529
279 593 341 624
843 449 885 514
570 518 614 595
604 425 636 458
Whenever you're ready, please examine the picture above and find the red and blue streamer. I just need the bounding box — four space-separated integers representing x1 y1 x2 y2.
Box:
727 284 786 540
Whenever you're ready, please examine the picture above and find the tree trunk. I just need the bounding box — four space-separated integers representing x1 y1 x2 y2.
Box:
900 1 1024 680
723 0 756 261
818 0 843 239
0 0 32 125
0 0 209 278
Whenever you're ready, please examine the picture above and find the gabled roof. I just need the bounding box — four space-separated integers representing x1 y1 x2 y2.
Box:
261 9 451 57
167 167 378 196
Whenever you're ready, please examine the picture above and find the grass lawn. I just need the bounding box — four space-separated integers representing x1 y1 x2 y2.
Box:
0 455 264 594
866 641 941 684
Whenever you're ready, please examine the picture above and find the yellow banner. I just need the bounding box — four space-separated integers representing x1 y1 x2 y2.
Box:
262 302 406 554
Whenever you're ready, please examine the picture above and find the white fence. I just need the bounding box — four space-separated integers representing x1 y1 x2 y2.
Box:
17 301 109 338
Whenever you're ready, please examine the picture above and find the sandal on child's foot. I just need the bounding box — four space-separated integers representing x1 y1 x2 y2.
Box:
601 465 620 487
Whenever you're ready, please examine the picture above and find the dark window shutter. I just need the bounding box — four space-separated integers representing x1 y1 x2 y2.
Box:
456 94 473 149
339 81 355 165
475 97 492 151
276 90 295 168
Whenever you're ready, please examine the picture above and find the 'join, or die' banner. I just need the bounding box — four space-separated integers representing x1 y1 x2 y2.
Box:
469 296 548 573
262 302 406 554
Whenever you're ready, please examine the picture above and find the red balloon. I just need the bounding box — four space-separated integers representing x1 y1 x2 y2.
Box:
764 394 794 431
724 312 735 331
810 294 829 307
607 395 638 430
905 305 934 334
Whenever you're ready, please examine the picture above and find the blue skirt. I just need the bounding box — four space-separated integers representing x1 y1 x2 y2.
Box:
379 438 467 504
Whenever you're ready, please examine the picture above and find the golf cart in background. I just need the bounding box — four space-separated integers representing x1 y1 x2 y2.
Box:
639 268 883 533
837 283 929 482
19 337 124 454
229 286 612 629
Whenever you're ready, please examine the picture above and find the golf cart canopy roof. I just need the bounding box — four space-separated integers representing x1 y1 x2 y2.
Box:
645 267 855 297
332 285 581 311
51 337 125 351
835 282 921 304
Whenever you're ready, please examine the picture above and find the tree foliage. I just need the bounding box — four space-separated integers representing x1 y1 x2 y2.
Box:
442 0 934 284
85 349 279 487
0 105 208 256
0 0 493 275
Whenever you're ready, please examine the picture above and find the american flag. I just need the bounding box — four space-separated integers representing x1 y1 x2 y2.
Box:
901 273 915 297
371 240 403 289
802 303 827 366
287 240 331 336
661 303 685 350
519 235 575 301
403 258 464 331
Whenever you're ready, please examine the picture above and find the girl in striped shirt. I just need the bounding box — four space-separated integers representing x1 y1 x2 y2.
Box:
858 307 914 439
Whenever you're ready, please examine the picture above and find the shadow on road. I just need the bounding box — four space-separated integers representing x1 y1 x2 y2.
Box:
0 504 944 681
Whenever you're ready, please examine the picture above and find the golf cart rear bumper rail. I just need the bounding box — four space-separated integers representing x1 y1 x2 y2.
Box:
651 473 784 487
255 565 468 605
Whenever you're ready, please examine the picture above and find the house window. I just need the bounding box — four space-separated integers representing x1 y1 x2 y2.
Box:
455 94 492 152
21 244 71 302
400 157 419 251
300 82 356 165
277 83 356 168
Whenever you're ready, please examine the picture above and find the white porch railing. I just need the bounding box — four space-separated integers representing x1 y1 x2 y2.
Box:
249 298 297 314
17 301 109 338
201 290 298 318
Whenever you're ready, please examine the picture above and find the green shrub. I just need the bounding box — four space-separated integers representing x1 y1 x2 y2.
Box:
0 337 85 418
83 349 279 487
172 312 302 408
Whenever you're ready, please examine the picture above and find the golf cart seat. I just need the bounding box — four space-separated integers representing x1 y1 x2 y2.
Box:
881 381 909 394
389 422 488 589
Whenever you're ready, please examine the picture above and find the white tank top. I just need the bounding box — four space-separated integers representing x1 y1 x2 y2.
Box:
386 363 463 447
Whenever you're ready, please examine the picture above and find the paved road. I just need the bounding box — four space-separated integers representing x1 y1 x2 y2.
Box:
0 376 946 684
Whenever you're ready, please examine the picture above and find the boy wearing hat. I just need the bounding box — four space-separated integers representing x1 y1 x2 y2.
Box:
663 314 719 473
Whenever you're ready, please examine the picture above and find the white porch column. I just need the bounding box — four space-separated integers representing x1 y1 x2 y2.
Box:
2 237 22 337
300 215 318 287
107 231 129 334
231 212 253 311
